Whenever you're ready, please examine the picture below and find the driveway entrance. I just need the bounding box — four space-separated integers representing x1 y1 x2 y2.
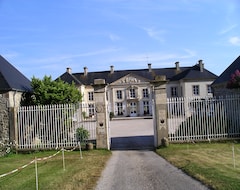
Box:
110 118 154 150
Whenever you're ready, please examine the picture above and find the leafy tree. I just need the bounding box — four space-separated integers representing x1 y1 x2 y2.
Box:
21 76 82 105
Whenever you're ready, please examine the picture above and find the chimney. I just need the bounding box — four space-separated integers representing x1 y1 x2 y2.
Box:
110 65 114 74
198 60 204 72
84 67 88 76
175 62 180 71
66 67 72 74
148 63 152 72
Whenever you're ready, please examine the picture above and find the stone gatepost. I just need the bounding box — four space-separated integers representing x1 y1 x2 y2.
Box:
151 75 168 147
93 79 110 150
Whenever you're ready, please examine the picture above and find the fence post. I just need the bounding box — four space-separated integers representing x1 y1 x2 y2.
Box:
151 75 168 147
93 79 110 150
9 107 18 150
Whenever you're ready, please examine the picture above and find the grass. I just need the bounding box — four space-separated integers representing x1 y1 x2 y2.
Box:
0 149 111 190
156 141 240 190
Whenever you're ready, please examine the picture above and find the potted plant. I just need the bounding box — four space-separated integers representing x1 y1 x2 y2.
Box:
76 126 92 150
109 112 114 120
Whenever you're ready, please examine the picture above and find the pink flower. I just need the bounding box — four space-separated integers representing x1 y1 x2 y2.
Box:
231 73 236 79
235 69 240 76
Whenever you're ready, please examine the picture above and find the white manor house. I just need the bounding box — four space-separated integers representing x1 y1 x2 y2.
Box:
58 60 217 118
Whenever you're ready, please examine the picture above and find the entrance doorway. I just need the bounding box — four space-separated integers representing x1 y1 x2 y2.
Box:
110 119 154 150
130 102 137 117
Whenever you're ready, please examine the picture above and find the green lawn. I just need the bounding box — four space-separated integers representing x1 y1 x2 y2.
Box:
156 142 240 190
0 149 111 190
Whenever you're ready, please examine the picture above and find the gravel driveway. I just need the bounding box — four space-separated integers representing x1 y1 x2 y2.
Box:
95 119 209 190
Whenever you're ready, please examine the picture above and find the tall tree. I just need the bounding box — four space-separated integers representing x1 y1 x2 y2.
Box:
21 76 82 105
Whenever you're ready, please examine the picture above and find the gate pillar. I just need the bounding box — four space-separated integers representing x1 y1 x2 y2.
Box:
93 79 110 150
151 76 168 147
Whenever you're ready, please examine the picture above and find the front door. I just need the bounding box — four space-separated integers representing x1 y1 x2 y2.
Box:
130 102 137 117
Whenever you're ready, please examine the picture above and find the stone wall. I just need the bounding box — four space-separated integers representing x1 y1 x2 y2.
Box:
0 95 9 142
0 95 10 156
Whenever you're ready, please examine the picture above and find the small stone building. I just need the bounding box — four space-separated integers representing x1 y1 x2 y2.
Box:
0 55 32 150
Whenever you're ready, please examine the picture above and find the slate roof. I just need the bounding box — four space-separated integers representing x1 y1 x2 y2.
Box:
58 72 82 85
0 55 32 92
58 64 217 85
171 64 217 81
212 56 240 86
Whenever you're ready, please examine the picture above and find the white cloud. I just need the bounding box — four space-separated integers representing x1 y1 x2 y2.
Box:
109 33 121 41
142 27 165 42
229 36 240 46
31 48 120 64
219 24 238 35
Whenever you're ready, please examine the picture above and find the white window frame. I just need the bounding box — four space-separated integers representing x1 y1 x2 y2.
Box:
207 85 212 94
171 87 178 97
192 85 200 96
129 88 136 98
143 88 149 98
116 102 123 115
143 101 150 115
88 91 94 101
116 90 122 99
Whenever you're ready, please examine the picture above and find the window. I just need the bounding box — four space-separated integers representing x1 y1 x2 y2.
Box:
88 92 94 101
88 103 95 116
192 85 199 95
207 85 212 94
143 88 149 98
129 88 136 98
171 87 178 97
116 90 122 99
143 101 150 115
116 102 123 115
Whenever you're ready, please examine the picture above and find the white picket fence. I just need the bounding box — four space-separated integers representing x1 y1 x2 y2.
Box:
17 103 96 150
167 96 240 142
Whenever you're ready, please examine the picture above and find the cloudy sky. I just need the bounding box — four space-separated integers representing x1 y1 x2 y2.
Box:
0 0 239 79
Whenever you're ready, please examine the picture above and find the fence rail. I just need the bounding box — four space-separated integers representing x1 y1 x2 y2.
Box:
167 96 240 142
17 103 96 150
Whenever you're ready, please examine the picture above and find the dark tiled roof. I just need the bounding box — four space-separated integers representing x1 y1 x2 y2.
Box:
58 72 82 85
212 56 240 86
0 55 32 92
57 64 217 85
171 65 217 81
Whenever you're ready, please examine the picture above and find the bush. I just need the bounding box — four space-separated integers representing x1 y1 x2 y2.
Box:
76 127 90 143
109 112 114 120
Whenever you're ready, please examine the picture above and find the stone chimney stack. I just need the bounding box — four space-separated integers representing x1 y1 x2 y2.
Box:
66 67 72 74
110 65 114 74
84 67 88 76
175 62 180 71
198 60 204 72
148 63 152 72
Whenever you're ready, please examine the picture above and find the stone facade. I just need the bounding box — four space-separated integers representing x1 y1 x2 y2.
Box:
0 95 10 156
0 95 9 142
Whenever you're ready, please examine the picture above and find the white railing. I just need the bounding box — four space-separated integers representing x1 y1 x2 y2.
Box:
17 103 96 150
167 96 240 142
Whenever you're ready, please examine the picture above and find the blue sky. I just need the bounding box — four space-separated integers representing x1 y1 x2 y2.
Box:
0 0 240 80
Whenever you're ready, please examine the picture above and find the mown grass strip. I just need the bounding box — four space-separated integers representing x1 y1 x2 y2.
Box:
0 149 111 190
156 142 240 190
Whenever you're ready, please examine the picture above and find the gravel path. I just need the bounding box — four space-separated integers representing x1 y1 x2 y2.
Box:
95 150 209 190
95 119 209 190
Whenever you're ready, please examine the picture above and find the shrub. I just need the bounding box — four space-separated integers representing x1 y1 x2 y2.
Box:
227 69 240 89
76 127 90 143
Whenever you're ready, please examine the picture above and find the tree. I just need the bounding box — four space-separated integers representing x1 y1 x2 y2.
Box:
21 76 82 105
